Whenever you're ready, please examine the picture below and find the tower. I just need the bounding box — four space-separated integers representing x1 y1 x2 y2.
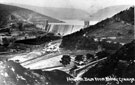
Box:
84 21 90 28
44 19 49 32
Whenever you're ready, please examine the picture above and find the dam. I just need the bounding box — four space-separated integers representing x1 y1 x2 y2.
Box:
48 23 84 36
36 20 98 36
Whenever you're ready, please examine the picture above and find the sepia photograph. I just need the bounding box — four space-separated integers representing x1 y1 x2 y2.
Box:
0 0 135 85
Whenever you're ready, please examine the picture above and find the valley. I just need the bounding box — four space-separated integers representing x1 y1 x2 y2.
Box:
0 3 134 85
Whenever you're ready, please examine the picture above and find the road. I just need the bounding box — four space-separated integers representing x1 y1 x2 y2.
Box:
73 57 107 82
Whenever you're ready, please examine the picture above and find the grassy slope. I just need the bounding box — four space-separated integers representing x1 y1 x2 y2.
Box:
60 7 134 50
0 4 62 27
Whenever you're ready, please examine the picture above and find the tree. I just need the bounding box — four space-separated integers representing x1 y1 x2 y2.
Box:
60 55 71 66
18 22 23 31
96 50 110 59
2 38 9 47
74 55 84 66
86 53 94 60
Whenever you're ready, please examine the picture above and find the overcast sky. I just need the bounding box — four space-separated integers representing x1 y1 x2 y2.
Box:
0 0 135 10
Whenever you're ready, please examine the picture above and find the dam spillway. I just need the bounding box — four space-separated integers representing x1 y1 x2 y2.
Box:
40 20 98 36
48 23 84 36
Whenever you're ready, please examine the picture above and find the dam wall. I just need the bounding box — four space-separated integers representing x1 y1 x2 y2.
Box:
48 24 84 36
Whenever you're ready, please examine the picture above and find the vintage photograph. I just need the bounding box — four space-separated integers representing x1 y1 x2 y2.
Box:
0 0 135 85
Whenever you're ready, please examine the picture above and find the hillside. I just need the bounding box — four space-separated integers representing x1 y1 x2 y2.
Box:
7 3 91 20
7 3 132 21
90 5 131 21
29 7 90 20
0 59 75 85
9 4 131 21
0 4 63 53
80 40 135 85
60 7 134 51
0 4 62 27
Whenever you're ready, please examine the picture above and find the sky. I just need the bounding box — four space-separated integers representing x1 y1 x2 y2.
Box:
0 0 135 10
